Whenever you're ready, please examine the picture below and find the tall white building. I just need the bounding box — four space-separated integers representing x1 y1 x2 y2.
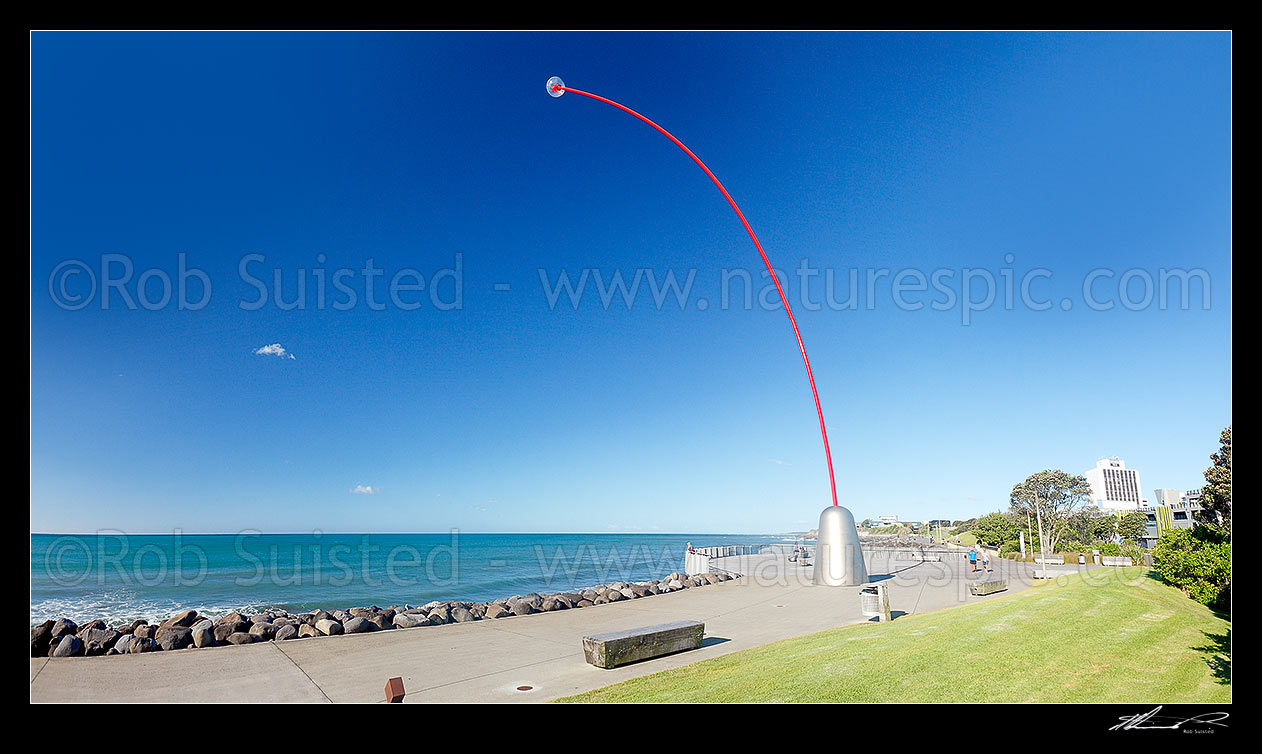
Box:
1085 456 1143 511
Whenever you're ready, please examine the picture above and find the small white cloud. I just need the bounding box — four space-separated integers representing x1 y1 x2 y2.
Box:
350 484 377 495
254 343 296 360
768 458 792 466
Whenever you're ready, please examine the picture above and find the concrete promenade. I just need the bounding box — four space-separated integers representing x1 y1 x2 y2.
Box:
31 550 1090 703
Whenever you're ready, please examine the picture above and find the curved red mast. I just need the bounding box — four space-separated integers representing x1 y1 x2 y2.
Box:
549 77 838 507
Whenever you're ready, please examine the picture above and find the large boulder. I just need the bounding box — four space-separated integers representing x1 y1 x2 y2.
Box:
128 636 157 653
226 632 255 645
31 620 55 657
392 612 429 629
482 604 509 620
274 624 298 641
214 621 248 642
159 610 199 630
248 622 275 640
191 620 216 648
315 619 343 636
450 606 477 623
343 617 374 634
52 635 84 657
51 618 78 642
217 611 248 625
297 624 319 638
134 624 157 639
77 619 108 633
510 601 537 616
155 622 191 640
80 628 120 656
157 627 193 651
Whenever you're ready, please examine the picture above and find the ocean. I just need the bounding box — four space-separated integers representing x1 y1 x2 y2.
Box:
30 532 792 625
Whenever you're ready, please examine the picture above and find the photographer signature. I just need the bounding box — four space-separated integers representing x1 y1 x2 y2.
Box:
1111 706 1229 732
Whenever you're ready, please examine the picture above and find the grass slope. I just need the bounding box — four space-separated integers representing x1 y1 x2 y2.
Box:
559 568 1230 703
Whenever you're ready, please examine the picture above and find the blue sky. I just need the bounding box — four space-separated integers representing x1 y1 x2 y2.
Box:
30 32 1231 534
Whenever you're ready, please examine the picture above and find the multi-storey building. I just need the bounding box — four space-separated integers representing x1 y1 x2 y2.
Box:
1085 456 1144 511
1139 488 1204 547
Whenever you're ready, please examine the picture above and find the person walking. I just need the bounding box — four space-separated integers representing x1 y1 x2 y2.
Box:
968 547 978 573
980 547 992 574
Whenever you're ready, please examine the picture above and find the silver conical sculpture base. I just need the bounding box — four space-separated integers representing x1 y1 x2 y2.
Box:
813 505 868 586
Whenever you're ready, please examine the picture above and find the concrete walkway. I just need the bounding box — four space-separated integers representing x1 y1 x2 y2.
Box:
30 551 1089 703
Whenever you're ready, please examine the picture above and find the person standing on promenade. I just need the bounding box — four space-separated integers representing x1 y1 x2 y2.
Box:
968 547 978 573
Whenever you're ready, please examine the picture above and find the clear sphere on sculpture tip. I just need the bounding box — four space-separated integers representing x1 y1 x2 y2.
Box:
546 76 566 98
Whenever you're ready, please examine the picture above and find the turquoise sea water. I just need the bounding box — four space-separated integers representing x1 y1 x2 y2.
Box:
31 532 789 625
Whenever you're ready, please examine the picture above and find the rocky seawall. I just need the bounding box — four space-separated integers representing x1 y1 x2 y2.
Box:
31 571 739 658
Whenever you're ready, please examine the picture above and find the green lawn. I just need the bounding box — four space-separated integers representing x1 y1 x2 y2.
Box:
558 568 1230 703
953 531 978 546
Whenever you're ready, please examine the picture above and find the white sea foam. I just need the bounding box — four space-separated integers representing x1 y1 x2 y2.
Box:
29 594 279 627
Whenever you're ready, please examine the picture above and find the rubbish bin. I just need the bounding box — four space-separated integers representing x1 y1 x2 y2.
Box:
1078 554 1086 565
859 583 891 622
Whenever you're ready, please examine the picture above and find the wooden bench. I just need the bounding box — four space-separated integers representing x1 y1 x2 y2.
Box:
1034 555 1064 565
582 620 704 669
1100 556 1133 567
969 579 1008 596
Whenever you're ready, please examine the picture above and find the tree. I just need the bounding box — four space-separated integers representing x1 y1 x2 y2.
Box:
1196 426 1231 533
1010 470 1093 576
1116 511 1148 543
1065 507 1106 544
972 512 1018 546
1091 512 1120 542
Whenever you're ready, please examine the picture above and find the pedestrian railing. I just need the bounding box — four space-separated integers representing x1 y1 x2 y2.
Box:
683 544 771 576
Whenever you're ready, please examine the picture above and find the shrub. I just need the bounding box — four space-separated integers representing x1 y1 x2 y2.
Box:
1153 528 1230 609
1098 542 1122 556
1118 541 1146 564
